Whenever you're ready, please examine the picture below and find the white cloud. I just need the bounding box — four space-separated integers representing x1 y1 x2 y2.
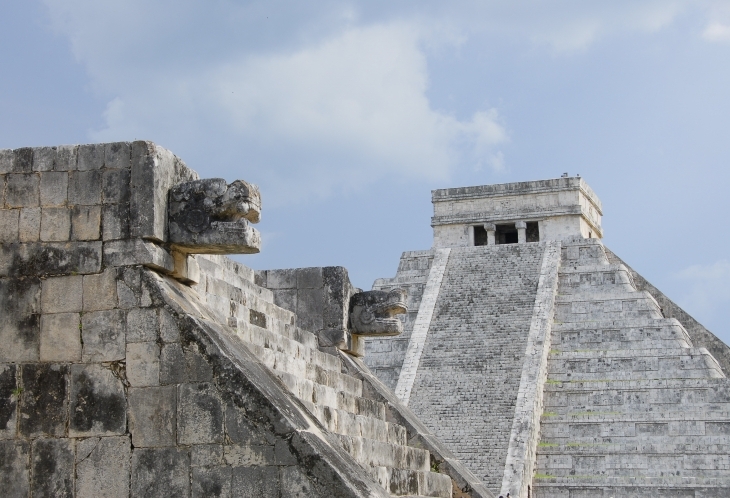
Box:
703 22 730 42
674 260 730 317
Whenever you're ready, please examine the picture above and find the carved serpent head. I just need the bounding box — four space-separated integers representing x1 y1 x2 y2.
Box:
348 289 407 336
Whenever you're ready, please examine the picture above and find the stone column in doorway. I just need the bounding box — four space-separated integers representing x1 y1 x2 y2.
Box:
516 221 527 244
484 223 496 245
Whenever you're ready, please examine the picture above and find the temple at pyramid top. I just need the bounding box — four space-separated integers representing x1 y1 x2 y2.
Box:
431 175 603 247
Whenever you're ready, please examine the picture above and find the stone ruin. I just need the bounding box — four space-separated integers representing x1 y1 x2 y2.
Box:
0 141 728 498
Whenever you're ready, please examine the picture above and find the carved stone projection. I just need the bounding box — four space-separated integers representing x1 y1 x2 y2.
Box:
349 289 407 336
168 178 262 254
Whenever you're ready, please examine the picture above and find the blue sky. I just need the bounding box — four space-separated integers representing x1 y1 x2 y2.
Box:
2 1 730 341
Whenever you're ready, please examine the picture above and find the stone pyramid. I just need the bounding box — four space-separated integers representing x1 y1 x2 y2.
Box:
365 178 730 497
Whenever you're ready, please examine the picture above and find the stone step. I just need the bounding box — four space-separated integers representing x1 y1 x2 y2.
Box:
537 435 730 450
241 326 339 372
541 410 730 424
560 239 610 266
337 434 431 472
546 347 725 381
372 467 452 497
533 481 730 498
301 401 407 446
275 370 385 420
536 463 730 479
552 318 693 350
554 291 664 322
544 377 729 391
540 419 730 439
558 264 636 294
247 343 363 396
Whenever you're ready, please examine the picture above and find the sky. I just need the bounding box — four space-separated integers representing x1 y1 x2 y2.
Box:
2 1 730 341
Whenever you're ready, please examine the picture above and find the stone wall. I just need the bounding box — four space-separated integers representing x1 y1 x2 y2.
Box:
406 244 546 492
0 142 392 497
364 250 435 388
255 266 360 352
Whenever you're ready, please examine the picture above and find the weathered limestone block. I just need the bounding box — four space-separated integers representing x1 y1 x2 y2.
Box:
192 465 231 498
0 365 17 439
126 342 160 387
40 207 70 241
177 382 224 445
6 173 39 207
31 438 74 497
0 440 30 498
349 289 407 336
231 466 280 497
131 447 190 497
75 436 130 498
0 241 102 277
0 209 19 243
82 310 126 362
0 277 40 362
168 178 261 254
18 207 40 242
40 312 81 362
39 172 68 206
129 386 176 447
69 364 126 437
19 364 68 437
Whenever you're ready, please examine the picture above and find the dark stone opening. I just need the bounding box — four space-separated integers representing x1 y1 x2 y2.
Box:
473 226 488 246
526 222 540 242
496 224 517 244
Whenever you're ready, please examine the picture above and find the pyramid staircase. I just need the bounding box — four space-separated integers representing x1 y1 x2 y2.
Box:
533 239 730 497
195 256 454 498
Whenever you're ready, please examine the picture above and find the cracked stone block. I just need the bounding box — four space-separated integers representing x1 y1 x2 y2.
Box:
77 143 105 171
31 438 74 498
231 466 279 498
1 242 102 278
160 343 186 385
104 142 131 170
223 444 275 467
42 275 82 313
40 207 71 241
18 207 40 242
127 342 160 387
191 444 224 467
55 145 78 171
69 363 126 437
297 267 323 288
131 447 190 497
185 346 213 382
0 277 40 362
75 436 130 498
102 168 131 204
19 363 68 437
126 307 157 342
159 308 180 342
82 268 117 311
281 466 318 497
129 386 176 447
102 203 130 240
266 269 296 289
296 287 324 332
32 147 56 172
68 170 102 205
0 440 30 498
178 383 224 445
0 209 19 243
71 205 101 241
81 309 126 362
40 312 81 362
0 149 11 173
6 173 39 207
103 239 174 273
116 267 141 309
193 466 231 498
0 365 17 439
225 402 274 446
39 171 68 206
